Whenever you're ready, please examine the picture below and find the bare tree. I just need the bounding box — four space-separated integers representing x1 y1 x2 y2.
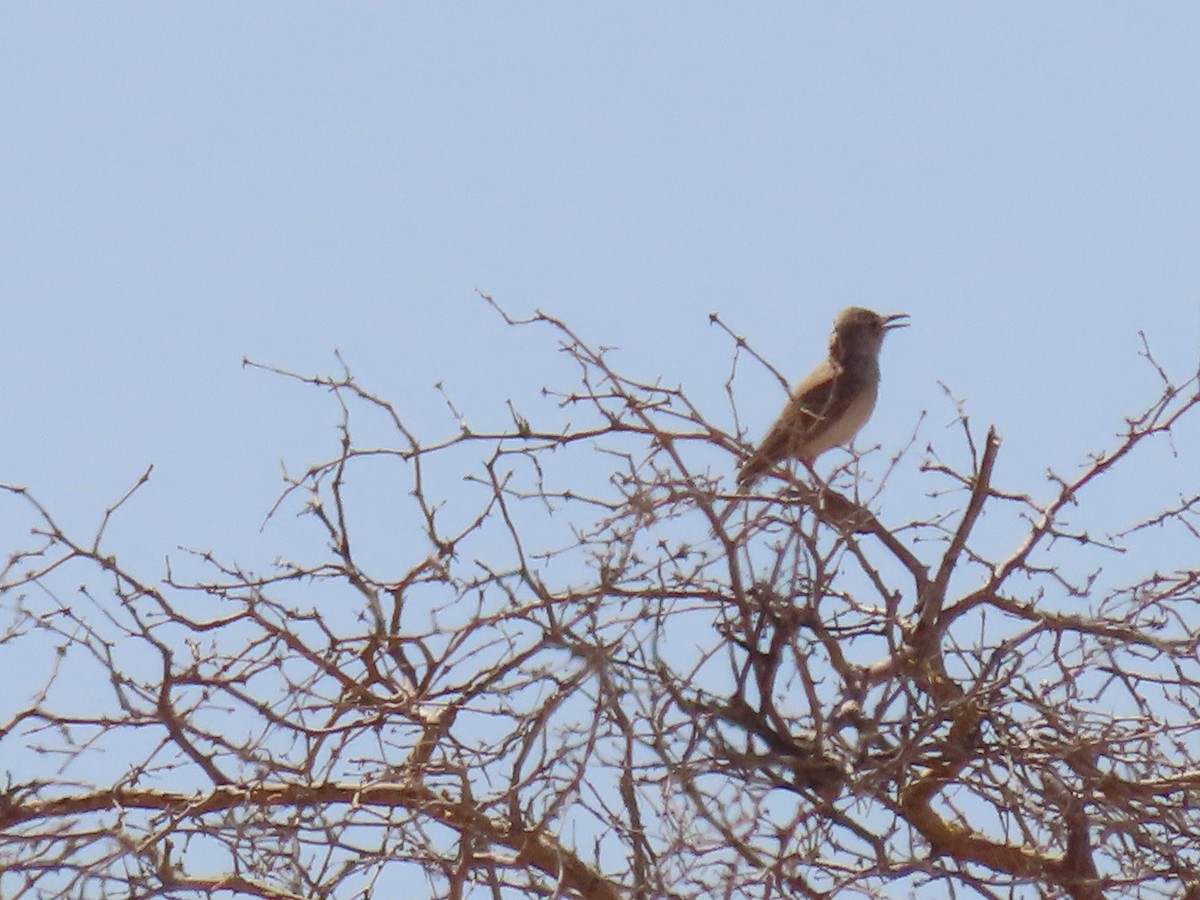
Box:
3 301 1199 899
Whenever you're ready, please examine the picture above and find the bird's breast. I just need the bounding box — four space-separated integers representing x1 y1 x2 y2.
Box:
805 380 879 458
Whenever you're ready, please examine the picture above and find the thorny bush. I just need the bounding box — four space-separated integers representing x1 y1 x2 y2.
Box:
3 301 1200 899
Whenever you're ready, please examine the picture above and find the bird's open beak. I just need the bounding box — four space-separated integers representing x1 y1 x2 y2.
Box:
882 313 910 330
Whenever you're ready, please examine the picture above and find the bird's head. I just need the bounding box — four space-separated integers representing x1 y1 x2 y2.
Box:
831 307 909 359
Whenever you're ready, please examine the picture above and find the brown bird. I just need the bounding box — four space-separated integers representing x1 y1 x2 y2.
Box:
737 306 908 487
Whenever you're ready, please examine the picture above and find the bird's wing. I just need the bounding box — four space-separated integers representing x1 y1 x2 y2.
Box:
737 359 842 486
789 358 843 420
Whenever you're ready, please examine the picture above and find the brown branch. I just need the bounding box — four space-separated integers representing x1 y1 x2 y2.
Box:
3 782 623 900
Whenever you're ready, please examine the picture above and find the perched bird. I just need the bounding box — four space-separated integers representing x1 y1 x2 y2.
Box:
737 306 908 487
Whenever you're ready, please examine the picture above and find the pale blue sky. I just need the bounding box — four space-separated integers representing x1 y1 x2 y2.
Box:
3 6 1198 583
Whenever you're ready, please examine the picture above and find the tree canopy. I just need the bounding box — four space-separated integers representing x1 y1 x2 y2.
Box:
3 304 1199 899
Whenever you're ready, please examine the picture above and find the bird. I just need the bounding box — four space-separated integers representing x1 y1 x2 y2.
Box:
736 306 908 488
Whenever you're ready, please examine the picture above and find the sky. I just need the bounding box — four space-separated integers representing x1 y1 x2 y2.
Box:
3 4 1199 655
2 5 1199 896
